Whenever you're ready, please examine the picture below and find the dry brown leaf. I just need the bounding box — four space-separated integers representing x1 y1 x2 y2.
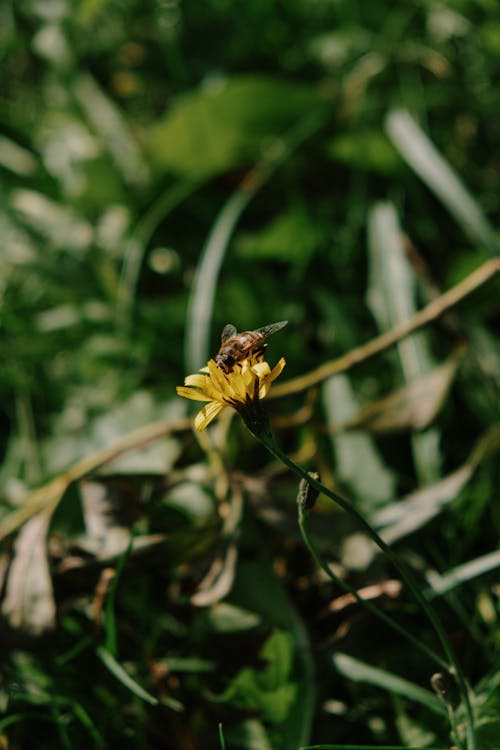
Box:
328 579 402 612
373 425 500 544
373 464 473 544
0 418 190 543
190 543 239 607
340 426 500 566
341 350 462 433
1 509 56 634
191 484 243 607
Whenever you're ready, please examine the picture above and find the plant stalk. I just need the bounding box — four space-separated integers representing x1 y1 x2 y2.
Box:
257 430 476 750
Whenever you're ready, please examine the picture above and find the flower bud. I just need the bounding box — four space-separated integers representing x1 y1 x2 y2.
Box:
297 472 320 511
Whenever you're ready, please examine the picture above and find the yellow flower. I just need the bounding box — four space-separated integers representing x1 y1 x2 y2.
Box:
176 353 286 433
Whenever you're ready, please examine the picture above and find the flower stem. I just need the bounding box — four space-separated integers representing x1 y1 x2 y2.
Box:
257 431 476 750
297 507 447 669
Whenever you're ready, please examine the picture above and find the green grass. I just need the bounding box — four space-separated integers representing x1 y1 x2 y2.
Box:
1 0 500 748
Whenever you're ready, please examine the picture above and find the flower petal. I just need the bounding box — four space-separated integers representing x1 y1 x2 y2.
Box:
268 357 286 382
252 361 271 378
184 373 225 401
185 373 210 388
178 351 285 430
258 357 286 398
207 359 231 391
229 369 253 400
194 401 225 431
176 386 212 402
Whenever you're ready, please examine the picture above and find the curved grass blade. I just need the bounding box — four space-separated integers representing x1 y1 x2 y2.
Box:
96 646 158 706
116 181 197 333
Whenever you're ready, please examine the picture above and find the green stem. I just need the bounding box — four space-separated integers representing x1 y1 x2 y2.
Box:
297 509 447 669
257 431 476 750
218 722 226 750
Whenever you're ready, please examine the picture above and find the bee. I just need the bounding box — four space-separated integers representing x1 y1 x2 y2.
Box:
215 321 288 373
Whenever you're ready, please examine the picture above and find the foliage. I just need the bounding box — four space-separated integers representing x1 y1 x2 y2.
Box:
1 0 500 748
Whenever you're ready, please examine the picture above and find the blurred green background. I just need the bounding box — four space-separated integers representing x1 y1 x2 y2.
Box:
1 0 500 748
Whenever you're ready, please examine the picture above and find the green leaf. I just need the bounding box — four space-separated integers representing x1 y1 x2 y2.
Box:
215 630 297 724
326 130 402 174
236 210 323 263
229 559 315 748
259 630 294 689
475 719 500 750
394 694 439 747
481 22 500 56
206 602 262 633
150 75 323 179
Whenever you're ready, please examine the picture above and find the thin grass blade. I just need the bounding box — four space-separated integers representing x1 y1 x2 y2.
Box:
96 646 158 706
332 653 447 716
386 109 498 255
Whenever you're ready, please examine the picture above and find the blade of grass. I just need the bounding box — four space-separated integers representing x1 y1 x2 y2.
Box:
185 110 326 372
297 507 447 669
74 73 149 186
96 646 158 706
386 110 498 255
367 201 441 483
53 697 104 749
104 536 133 656
66 706 103 748
258 432 476 750
218 722 227 750
332 653 447 717
6 692 113 748
427 549 500 597
0 713 55 731
116 180 197 334
185 179 257 372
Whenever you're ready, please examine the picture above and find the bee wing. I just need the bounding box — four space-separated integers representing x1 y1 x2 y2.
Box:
255 320 288 339
221 323 238 343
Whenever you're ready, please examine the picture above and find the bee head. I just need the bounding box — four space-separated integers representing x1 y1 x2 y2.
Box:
215 353 235 373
